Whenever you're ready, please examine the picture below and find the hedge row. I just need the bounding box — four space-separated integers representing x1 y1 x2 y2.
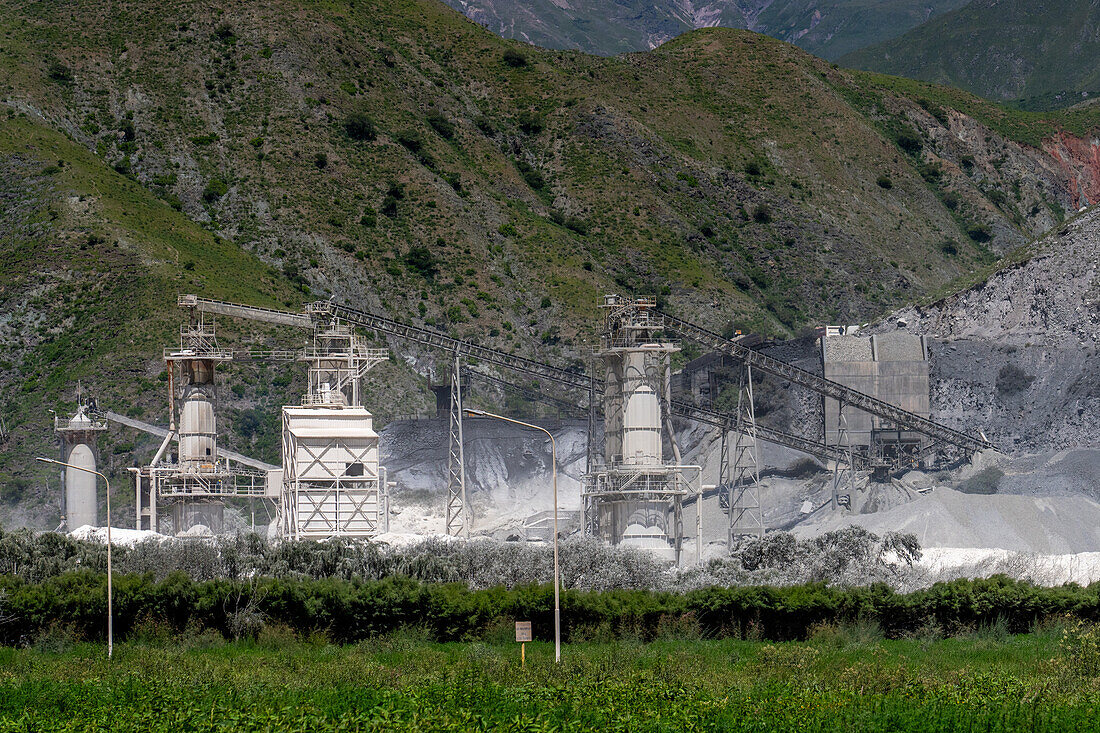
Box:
2 572 1100 645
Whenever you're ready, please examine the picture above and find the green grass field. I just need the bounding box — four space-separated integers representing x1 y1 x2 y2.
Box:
3 627 1100 731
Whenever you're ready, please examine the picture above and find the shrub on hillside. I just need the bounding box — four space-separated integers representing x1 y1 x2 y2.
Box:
516 110 543 135
967 223 992 242
502 48 527 68
202 178 228 202
403 246 438 280
426 110 455 140
895 131 922 155
395 129 423 154
343 111 377 142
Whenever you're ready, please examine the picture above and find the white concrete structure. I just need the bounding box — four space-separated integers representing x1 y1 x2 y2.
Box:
281 406 387 538
584 295 701 562
55 403 107 529
281 322 390 539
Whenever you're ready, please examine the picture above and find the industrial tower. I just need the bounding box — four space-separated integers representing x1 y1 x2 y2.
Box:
281 312 390 539
54 398 107 529
133 312 272 533
583 295 701 562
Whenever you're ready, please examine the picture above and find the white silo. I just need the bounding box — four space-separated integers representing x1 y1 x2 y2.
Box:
55 403 107 530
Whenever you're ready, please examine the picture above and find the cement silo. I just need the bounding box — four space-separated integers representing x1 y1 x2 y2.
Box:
54 403 107 530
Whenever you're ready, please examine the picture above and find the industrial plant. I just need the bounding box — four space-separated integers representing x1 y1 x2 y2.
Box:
47 293 992 558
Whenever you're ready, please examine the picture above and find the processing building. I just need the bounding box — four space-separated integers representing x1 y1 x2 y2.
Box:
820 327 931 467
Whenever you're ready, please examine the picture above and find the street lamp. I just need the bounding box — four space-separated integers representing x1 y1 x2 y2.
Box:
36 456 113 659
465 408 561 663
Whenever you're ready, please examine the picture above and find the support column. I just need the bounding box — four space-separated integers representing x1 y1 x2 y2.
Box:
831 403 855 511
728 364 764 548
445 353 469 537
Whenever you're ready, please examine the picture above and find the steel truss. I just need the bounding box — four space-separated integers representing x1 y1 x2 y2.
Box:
720 365 764 544
445 353 469 537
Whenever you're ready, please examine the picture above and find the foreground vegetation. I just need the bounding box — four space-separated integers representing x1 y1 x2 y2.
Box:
4 629 1100 731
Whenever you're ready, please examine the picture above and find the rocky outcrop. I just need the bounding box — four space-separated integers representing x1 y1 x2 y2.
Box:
880 207 1100 452
1044 132 1100 210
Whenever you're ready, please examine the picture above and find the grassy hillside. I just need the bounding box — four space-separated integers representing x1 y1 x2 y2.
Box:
1 0 1099 526
0 111 314 523
840 0 1100 111
444 0 971 60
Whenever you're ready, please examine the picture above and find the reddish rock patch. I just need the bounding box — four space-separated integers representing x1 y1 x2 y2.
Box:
1044 132 1100 209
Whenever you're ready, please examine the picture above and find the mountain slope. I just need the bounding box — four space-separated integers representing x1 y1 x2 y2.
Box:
2 0 1100 527
0 112 310 526
840 0 1100 111
447 0 969 59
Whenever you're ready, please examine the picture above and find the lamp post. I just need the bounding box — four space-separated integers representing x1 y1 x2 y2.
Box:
465 408 560 663
36 456 113 659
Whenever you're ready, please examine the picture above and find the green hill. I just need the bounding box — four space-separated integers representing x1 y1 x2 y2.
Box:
1 0 1099 526
839 0 1100 111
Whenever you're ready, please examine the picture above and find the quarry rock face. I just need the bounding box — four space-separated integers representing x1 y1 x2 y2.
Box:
1044 132 1100 210
883 207 1100 454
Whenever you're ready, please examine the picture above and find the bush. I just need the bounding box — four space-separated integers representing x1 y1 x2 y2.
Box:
202 178 228 202
895 132 922 155
1061 620 1100 676
343 112 377 142
515 160 546 191
516 110 543 135
502 48 527 68
752 204 773 224
395 129 423 154
47 60 73 83
966 223 992 242
996 364 1034 395
876 175 893 190
426 111 455 140
403 246 438 280
313 152 328 169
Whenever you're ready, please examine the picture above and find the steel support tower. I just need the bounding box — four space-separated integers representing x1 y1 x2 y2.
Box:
445 353 469 537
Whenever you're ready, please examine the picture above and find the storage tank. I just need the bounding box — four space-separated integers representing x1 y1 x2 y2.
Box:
55 403 106 530
178 387 216 470
622 384 661 465
64 442 98 529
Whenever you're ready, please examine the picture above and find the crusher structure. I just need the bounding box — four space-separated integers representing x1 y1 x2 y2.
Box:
132 312 277 534
280 316 390 539
582 295 701 562
54 398 107 529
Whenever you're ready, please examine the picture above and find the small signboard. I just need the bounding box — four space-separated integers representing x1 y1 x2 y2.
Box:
515 621 532 643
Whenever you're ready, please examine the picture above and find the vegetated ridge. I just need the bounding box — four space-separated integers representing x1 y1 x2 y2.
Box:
1 0 1099 527
443 0 971 60
840 0 1100 111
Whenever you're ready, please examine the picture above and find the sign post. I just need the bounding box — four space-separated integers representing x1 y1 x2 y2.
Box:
515 621 532 667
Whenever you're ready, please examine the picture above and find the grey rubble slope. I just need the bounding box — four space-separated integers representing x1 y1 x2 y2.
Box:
881 207 1100 454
